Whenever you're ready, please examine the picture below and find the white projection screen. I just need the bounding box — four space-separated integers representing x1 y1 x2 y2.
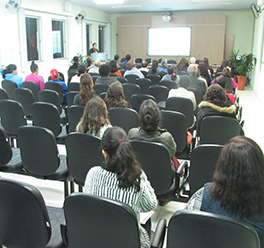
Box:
148 27 191 56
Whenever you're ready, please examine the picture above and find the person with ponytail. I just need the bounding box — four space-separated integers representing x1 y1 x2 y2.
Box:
25 61 45 90
0 64 23 88
84 126 157 248
70 64 87 83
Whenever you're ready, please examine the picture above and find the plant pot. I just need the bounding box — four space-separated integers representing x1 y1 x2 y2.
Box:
237 76 247 90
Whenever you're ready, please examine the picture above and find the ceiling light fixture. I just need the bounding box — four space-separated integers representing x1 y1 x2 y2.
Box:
111 5 141 8
93 0 125 4
192 0 231 4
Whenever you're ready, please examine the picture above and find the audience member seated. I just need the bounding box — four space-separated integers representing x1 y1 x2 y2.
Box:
128 99 178 173
70 65 87 83
104 81 130 109
189 57 198 65
196 84 236 136
139 60 149 72
124 61 144 78
168 75 196 111
89 42 99 55
25 61 44 90
86 57 94 71
187 64 207 96
114 54 120 67
67 56 79 83
0 64 23 88
213 77 235 105
177 57 189 73
76 96 111 138
211 67 237 91
121 54 131 67
216 59 230 74
186 136 264 247
74 73 95 106
157 58 168 73
88 59 101 74
202 57 214 78
84 126 157 248
109 60 122 77
147 59 163 78
49 68 68 103
198 62 212 87
161 66 180 85
95 64 118 86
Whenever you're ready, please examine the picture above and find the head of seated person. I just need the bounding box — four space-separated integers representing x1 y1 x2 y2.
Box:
222 66 232 78
204 84 227 105
99 64 111 77
178 75 190 89
141 60 148 68
30 61 39 74
151 60 159 72
125 54 131 62
126 61 134 71
187 64 199 77
77 65 87 76
79 73 95 106
94 60 101 68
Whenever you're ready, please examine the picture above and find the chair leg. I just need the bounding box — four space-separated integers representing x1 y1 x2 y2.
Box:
78 185 83 192
64 179 69 198
70 181 74 193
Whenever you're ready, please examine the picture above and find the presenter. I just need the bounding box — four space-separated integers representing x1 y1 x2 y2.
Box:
89 43 99 55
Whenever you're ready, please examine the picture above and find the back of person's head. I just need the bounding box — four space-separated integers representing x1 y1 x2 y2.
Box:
187 64 199 77
104 81 127 109
30 61 38 73
114 54 119 61
190 57 196 64
79 73 95 106
178 57 189 70
198 62 209 78
142 60 148 68
50 68 59 80
94 60 101 67
101 126 141 191
77 96 110 134
214 76 227 89
161 58 167 68
167 66 174 75
86 57 92 66
2 64 17 78
99 64 110 77
139 99 160 132
73 56 79 64
126 61 134 70
151 59 158 72
221 60 230 69
222 67 232 78
179 75 190 89
109 60 118 73
125 54 131 61
202 57 209 67
77 65 86 76
212 136 264 219
204 84 227 104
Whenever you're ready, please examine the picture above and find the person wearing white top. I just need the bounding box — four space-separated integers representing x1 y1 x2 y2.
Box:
124 61 144 78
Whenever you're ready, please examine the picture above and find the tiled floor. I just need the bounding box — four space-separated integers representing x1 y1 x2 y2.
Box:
0 85 261 247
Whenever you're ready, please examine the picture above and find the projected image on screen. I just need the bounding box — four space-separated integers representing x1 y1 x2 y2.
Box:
148 27 191 56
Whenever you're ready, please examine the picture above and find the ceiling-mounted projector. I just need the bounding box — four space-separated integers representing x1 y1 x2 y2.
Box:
162 12 172 22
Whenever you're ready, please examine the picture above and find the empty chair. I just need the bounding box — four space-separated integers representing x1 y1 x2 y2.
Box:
65 132 104 189
134 58 143 64
22 81 40 101
18 125 69 198
135 78 153 94
159 80 178 90
123 83 141 101
45 81 64 104
0 88 8 100
1 80 17 100
130 94 155 113
125 74 139 84
0 178 66 248
93 83 109 96
67 105 84 132
145 58 152 64
116 77 128 84
68 82 80 92
167 209 260 248
167 59 177 65
108 107 139 134
149 85 169 103
199 116 241 145
62 193 166 248
146 74 161 85
67 91 79 107
13 88 35 119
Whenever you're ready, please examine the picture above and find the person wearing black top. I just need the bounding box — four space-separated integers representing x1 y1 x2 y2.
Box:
89 43 99 55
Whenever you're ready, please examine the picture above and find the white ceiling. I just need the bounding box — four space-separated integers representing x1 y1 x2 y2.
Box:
66 0 258 14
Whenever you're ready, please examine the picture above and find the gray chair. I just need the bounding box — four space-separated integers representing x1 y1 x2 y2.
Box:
67 91 79 107
159 80 178 90
93 83 109 96
1 80 17 100
123 83 141 101
135 78 153 94
125 74 139 84
22 81 40 101
0 88 8 100
66 105 84 132
68 82 80 92
130 94 155 113
149 85 169 103
45 81 65 104
146 74 161 85
116 77 128 84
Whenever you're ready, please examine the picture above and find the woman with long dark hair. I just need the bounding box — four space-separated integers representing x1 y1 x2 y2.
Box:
109 60 122 77
198 62 212 87
186 136 264 247
70 64 87 83
1 64 23 88
84 126 157 248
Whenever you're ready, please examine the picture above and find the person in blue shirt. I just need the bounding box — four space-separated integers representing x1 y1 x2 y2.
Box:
49 68 68 103
1 64 23 88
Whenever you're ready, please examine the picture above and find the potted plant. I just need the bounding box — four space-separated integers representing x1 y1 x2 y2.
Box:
229 50 257 90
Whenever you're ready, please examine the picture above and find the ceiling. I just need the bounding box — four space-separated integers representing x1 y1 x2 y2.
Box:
66 0 258 14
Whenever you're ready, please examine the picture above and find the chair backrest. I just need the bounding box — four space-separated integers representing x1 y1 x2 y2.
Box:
18 125 60 175
189 144 224 196
38 89 62 114
65 132 104 186
130 94 156 113
99 92 107 99
165 97 194 128
13 88 35 117
146 74 161 84
160 110 187 153
125 74 140 84
68 82 80 92
1 80 18 100
167 59 177 65
135 78 153 94
93 83 109 95
159 80 178 90
188 87 202 106
149 85 169 103
0 126 12 166
67 91 79 107
32 102 62 137
145 58 152 64
134 58 143 64
45 81 64 104
200 116 241 145
123 83 141 101
0 178 52 248
167 209 260 248
130 140 173 196
109 73 119 77
22 81 40 101
116 77 128 84
0 99 27 137
67 105 84 132
63 193 140 248
108 107 139 134
0 88 9 100
141 70 148 78
178 71 187 76
89 72 100 77
120 69 126 77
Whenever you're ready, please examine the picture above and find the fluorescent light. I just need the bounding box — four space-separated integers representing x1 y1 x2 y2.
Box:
93 0 125 4
111 5 141 8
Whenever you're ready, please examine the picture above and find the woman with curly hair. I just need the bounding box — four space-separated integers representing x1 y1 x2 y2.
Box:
104 81 129 109
177 57 189 73
76 96 111 138
186 136 264 247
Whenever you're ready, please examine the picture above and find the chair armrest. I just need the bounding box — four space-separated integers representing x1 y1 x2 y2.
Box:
175 161 189 197
151 218 167 248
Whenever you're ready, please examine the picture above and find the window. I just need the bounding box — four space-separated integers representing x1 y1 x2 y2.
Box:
25 17 40 61
52 20 65 59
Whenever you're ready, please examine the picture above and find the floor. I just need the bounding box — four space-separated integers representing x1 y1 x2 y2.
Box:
0 85 261 247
